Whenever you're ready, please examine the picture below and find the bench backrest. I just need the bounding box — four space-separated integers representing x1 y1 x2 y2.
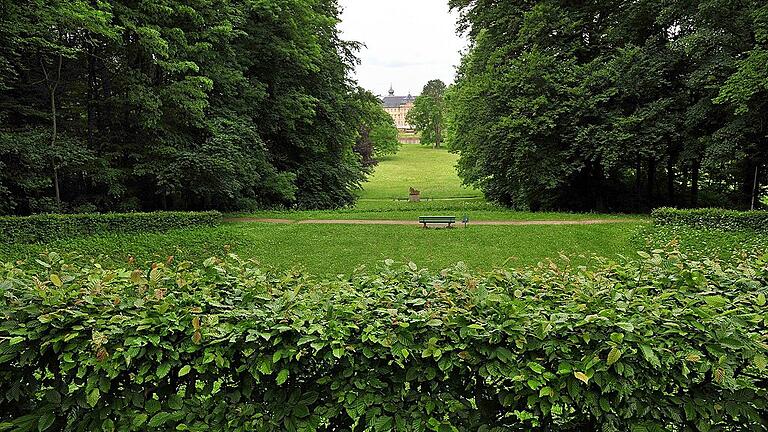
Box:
419 216 456 222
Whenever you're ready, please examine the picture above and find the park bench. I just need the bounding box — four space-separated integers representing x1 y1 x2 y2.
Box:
419 216 456 228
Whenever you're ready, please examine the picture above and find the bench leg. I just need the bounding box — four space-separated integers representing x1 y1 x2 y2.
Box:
423 223 428 229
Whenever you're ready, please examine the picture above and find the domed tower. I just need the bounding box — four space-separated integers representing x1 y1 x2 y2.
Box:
388 84 395 96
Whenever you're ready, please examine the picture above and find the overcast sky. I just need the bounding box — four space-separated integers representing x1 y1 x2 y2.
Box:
338 0 468 97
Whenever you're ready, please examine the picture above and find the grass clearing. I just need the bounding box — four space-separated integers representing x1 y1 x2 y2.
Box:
231 199 646 222
359 144 482 200
0 222 647 276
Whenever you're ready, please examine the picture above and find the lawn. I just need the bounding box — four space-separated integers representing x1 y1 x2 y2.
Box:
0 142 655 275
231 199 645 222
0 222 646 276
358 143 482 199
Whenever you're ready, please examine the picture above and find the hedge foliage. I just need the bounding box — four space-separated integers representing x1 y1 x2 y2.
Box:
0 212 222 244
1 251 767 431
653 207 768 232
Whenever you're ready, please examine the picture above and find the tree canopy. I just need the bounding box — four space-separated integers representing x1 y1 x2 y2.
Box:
352 89 400 168
0 0 374 214
448 0 768 211
407 79 447 148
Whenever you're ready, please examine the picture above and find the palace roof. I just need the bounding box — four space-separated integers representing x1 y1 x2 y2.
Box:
381 86 415 108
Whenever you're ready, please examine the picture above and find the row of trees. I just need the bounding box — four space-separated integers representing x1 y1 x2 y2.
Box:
447 0 767 211
0 0 397 215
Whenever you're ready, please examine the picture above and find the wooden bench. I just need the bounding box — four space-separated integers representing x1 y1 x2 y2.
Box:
419 216 456 228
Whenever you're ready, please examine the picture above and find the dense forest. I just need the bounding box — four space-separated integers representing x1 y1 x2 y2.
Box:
448 0 768 211
0 0 396 215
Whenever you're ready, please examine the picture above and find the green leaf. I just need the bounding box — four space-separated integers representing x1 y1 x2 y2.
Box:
527 361 545 374
38 412 55 431
293 404 309 418
607 347 622 366
156 363 171 379
757 292 766 307
148 412 172 427
87 389 100 408
9 336 24 345
49 274 62 287
178 365 191 377
639 344 661 367
703 295 727 308
574 372 590 384
132 414 148 427
276 369 289 385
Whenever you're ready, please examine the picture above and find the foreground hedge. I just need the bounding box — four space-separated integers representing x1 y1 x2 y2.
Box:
1 252 767 431
0 211 222 243
653 207 768 231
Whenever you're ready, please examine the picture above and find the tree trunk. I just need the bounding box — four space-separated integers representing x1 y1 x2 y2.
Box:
646 157 656 208
634 158 642 211
691 160 700 207
667 157 675 205
42 53 63 207
751 165 759 210
88 43 97 150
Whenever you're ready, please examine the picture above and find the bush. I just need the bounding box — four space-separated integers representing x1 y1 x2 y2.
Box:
0 211 222 244
653 207 768 232
1 251 766 431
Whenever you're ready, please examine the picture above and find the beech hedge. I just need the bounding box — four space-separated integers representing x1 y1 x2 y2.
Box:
0 212 222 244
653 207 768 232
1 251 767 431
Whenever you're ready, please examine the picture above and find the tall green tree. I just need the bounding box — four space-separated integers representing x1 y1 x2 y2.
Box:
407 79 447 148
448 0 768 211
350 88 400 167
0 0 371 214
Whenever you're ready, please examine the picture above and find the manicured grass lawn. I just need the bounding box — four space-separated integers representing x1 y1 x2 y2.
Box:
0 222 646 276
359 143 482 199
231 199 646 222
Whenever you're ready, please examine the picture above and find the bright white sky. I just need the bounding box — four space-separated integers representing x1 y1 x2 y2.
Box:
338 0 468 97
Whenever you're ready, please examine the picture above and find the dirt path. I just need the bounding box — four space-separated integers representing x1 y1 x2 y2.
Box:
225 218 643 226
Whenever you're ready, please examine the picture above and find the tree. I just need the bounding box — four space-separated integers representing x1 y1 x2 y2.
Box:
351 88 400 167
0 0 371 214
407 79 447 148
448 0 768 211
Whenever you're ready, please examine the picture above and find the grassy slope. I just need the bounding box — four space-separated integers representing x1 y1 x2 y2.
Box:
358 144 482 200
0 222 646 276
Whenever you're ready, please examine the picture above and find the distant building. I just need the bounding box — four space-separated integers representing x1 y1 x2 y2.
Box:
381 86 415 131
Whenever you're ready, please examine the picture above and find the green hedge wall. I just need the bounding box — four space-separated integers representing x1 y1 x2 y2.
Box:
653 207 768 231
1 252 767 431
0 211 222 244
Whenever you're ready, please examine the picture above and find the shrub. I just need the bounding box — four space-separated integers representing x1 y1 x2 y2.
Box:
653 207 768 232
0 211 222 244
1 251 766 431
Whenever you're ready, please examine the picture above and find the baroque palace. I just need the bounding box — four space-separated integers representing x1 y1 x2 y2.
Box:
381 86 415 131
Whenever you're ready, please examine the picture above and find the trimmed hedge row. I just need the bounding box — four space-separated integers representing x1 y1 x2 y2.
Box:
653 207 768 232
1 252 767 431
0 211 222 244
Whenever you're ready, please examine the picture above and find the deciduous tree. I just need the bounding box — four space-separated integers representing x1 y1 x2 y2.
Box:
407 79 447 148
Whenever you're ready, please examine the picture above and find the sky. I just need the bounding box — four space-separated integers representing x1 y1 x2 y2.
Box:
338 0 468 97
